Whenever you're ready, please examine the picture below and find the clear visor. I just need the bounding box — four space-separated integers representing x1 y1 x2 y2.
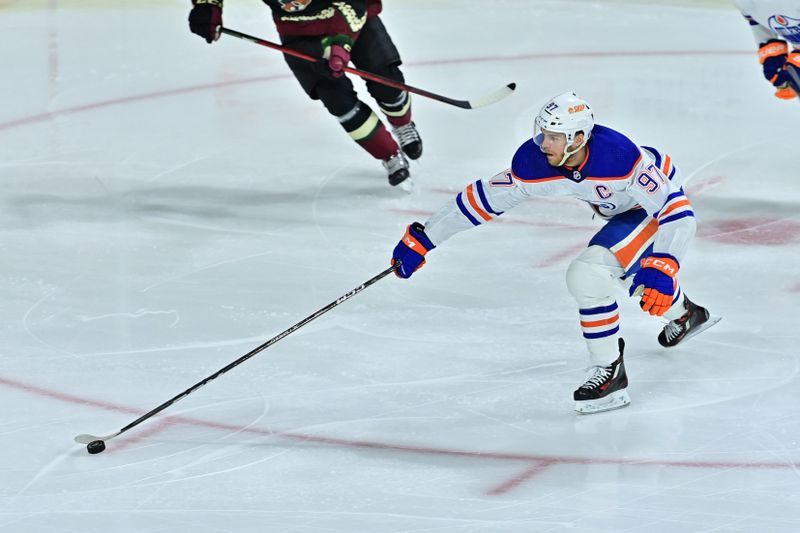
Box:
533 123 569 147
533 116 547 146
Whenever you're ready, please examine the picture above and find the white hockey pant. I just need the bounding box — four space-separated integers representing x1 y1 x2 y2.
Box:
566 245 687 366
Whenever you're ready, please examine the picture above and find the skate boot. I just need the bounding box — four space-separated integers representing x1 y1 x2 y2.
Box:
574 338 631 414
392 121 423 160
658 295 719 348
383 151 411 186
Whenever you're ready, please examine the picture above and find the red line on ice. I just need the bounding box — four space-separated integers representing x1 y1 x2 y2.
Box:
487 460 556 496
535 242 591 268
1 373 797 495
411 49 750 68
0 75 292 132
0 50 750 132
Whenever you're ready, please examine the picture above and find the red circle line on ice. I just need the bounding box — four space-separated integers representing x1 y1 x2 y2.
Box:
0 49 750 132
1 374 797 496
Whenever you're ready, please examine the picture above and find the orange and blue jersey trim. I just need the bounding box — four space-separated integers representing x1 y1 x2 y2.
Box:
456 180 504 226
585 154 642 182
657 190 694 225
589 208 658 274
510 171 564 183
615 218 659 271
510 153 643 184
641 145 677 181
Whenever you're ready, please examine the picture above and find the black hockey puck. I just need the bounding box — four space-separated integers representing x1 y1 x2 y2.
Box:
87 440 106 454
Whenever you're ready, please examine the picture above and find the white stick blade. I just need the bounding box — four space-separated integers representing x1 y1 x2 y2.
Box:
468 82 516 109
74 432 119 444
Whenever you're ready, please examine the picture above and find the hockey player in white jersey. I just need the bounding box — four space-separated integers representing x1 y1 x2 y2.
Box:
733 0 800 99
390 92 718 414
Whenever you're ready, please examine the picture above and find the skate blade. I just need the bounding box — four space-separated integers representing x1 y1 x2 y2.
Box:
397 177 415 194
574 389 631 415
665 314 722 348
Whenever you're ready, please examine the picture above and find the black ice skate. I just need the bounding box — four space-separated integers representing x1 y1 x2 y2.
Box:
392 121 423 160
383 151 411 186
658 295 721 348
574 338 631 414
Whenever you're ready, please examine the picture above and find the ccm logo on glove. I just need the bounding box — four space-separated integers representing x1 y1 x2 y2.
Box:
641 256 678 276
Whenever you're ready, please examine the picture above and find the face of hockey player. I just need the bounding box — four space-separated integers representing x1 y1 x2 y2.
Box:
539 129 585 167
539 129 567 165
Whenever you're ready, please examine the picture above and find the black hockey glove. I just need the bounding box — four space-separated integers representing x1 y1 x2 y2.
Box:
189 0 223 44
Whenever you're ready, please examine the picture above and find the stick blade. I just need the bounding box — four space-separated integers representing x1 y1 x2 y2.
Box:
467 82 516 109
74 432 119 444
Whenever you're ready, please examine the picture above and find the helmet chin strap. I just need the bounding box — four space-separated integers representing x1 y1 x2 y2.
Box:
557 138 587 167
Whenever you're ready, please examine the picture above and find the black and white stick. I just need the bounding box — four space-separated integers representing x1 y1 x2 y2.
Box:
219 27 516 110
75 264 398 454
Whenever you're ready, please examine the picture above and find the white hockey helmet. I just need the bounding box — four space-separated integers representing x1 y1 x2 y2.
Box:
533 92 594 165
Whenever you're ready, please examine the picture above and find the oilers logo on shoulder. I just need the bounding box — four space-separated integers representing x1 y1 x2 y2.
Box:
769 14 800 45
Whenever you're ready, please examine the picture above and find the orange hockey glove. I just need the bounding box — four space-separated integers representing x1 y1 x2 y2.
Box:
780 50 800 99
630 254 679 317
758 40 798 99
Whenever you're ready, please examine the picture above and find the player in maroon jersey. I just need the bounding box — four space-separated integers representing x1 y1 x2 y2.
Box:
189 0 421 186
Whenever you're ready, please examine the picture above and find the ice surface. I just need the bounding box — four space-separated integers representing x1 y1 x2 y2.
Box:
1 1 799 531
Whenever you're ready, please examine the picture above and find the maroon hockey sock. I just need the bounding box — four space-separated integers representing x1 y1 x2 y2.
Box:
357 122 400 161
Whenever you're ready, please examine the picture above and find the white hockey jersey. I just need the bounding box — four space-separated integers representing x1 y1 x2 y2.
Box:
733 0 800 48
423 125 696 268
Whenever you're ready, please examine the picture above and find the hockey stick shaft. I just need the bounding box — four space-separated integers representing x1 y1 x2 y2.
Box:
75 264 398 446
219 27 515 109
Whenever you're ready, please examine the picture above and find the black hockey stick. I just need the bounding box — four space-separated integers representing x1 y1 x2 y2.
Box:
219 27 516 109
74 264 398 452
